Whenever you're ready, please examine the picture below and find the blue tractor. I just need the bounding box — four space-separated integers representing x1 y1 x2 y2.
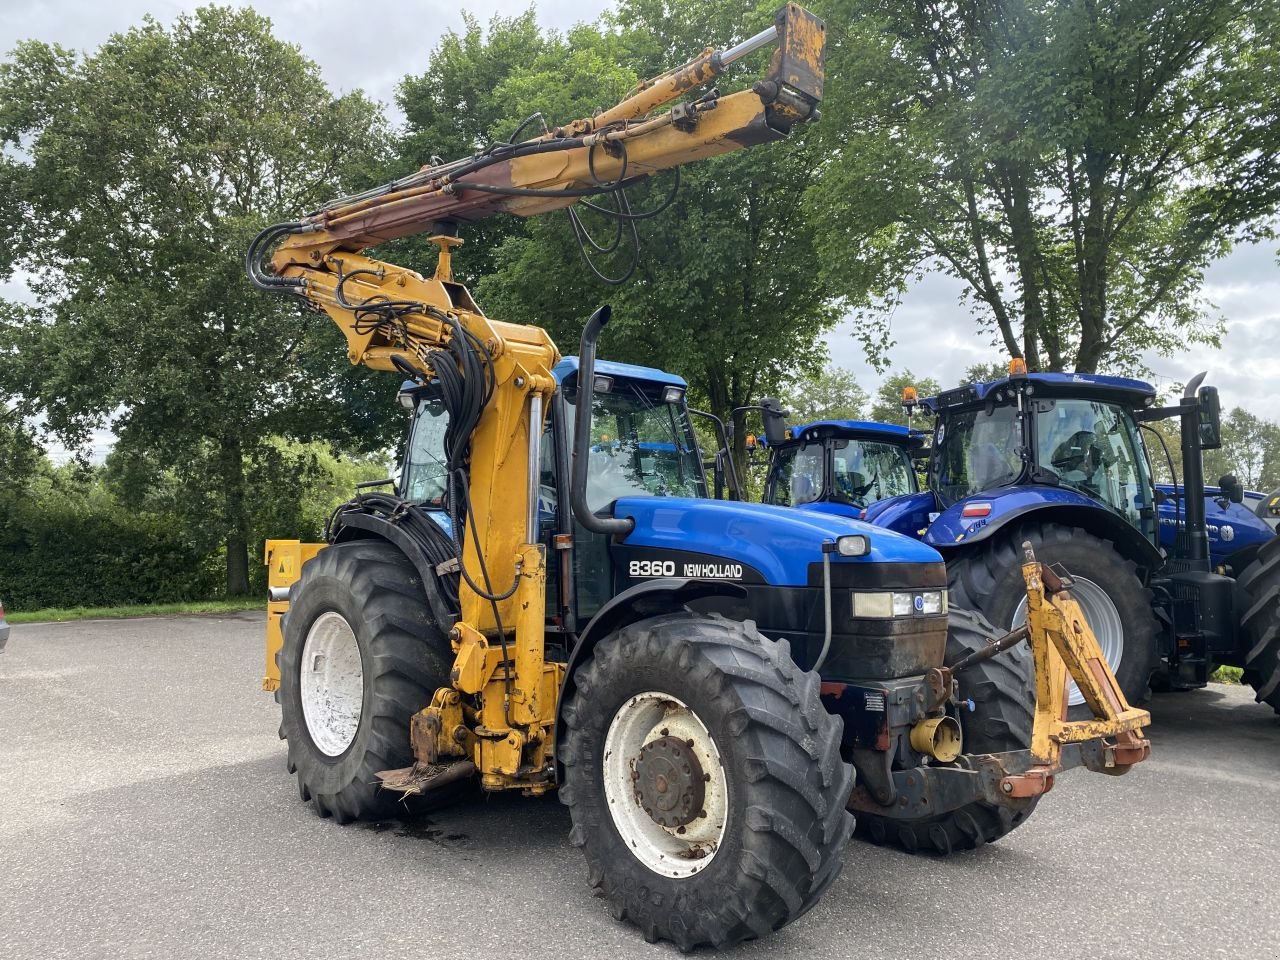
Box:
761 370 1280 715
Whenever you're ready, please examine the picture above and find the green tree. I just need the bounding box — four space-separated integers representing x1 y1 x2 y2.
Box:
810 0 1280 373
782 365 869 423
0 7 393 594
397 0 848 465
1203 407 1280 491
963 362 1012 385
870 371 941 426
0 404 47 497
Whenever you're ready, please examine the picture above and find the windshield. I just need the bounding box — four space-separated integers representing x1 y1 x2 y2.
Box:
1035 399 1151 528
934 405 1023 503
830 439 917 506
400 397 449 505
568 379 706 512
766 441 825 506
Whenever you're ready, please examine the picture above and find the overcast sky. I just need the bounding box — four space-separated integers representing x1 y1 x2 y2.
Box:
4 0 1279 462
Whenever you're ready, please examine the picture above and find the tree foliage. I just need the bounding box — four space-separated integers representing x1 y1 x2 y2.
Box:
781 365 869 423
397 0 848 463
1203 408 1280 491
0 7 394 593
870 370 942 426
810 0 1280 374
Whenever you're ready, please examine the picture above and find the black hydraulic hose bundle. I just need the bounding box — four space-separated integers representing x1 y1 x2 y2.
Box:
324 490 461 613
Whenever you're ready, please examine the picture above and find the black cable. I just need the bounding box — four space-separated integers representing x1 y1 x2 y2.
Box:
245 222 307 291
580 166 681 220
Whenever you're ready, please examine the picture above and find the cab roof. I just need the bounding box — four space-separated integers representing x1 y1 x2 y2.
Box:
788 419 925 448
923 372 1157 413
551 356 687 389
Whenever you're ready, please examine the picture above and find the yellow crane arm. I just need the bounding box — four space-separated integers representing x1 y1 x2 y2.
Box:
262 3 824 269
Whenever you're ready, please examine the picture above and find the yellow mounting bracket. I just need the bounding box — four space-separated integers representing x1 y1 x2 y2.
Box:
430 234 464 283
1002 542 1151 798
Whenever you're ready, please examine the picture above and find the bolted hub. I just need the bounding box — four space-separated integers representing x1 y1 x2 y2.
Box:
632 736 706 828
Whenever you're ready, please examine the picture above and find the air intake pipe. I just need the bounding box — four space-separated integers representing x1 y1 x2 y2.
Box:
571 306 635 537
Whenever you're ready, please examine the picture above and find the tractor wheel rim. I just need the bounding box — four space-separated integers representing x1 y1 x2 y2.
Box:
602 692 728 878
1012 575 1125 707
299 611 364 757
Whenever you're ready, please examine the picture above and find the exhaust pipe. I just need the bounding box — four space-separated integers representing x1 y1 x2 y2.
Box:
570 305 635 537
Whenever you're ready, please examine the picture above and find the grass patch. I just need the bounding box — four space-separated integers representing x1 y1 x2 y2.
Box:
1210 664 1244 685
6 598 261 624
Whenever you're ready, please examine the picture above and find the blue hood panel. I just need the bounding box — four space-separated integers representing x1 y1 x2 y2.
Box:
795 500 865 520
1155 484 1275 563
614 497 942 587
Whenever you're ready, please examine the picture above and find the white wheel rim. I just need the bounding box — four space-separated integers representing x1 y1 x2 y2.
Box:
299 611 364 757
1012 575 1125 707
602 692 729 878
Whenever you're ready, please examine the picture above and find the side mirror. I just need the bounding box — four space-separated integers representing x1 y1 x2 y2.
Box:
1218 474 1244 504
1197 384 1222 450
759 397 788 447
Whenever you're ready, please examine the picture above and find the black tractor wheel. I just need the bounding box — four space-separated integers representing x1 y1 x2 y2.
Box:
277 540 454 822
949 523 1159 715
559 612 854 950
1238 537 1280 714
854 607 1039 854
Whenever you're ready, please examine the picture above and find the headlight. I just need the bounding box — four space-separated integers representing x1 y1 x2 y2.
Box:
851 589 949 619
835 534 870 557
920 590 947 615
852 592 893 618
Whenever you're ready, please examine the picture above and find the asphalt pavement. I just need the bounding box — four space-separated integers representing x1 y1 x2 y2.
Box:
2 613 1278 960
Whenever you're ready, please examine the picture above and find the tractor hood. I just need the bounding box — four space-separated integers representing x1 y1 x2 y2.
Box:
613 497 943 588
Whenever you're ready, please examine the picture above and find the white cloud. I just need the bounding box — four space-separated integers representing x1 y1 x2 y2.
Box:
1 0 612 122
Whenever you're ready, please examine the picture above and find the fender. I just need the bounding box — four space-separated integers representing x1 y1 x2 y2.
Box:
925 486 1163 573
330 511 459 630
553 577 748 779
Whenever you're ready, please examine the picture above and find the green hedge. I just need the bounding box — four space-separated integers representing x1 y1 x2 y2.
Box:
0 496 220 611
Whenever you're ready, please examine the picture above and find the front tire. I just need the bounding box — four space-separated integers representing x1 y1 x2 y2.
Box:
1238 537 1280 714
854 607 1039 854
949 523 1159 713
278 540 453 823
559 612 853 950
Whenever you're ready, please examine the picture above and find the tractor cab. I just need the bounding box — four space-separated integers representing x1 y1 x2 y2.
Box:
763 420 924 517
917 371 1161 547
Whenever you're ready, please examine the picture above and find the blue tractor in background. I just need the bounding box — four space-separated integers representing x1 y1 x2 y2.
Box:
760 369 1280 715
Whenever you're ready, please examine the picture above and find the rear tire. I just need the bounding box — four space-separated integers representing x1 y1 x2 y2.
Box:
949 523 1159 715
559 612 854 950
1238 537 1280 714
854 607 1039 854
278 540 453 822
